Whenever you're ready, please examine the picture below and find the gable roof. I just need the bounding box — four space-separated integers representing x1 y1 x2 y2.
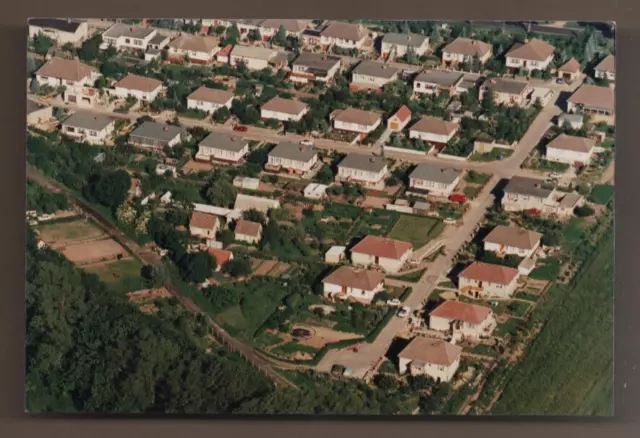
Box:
391 105 411 122
409 163 462 184
483 77 530 95
320 21 366 42
568 84 615 111
557 57 581 73
352 60 400 79
483 225 543 250
268 142 317 162
168 34 220 53
235 219 262 237
260 19 311 33
230 45 277 61
351 235 413 260
398 337 462 366
130 122 183 142
36 58 96 82
546 134 596 153
261 96 309 115
331 107 381 126
506 38 555 61
29 18 83 33
322 265 385 291
103 23 156 40
595 54 615 73
199 131 247 152
429 300 492 325
190 211 218 230
410 116 459 136
234 193 280 212
114 73 163 92
382 32 428 47
293 52 342 70
442 37 492 57
338 153 388 173
207 248 233 266
415 70 464 87
62 110 113 131
503 176 554 198
459 262 519 285
187 86 234 104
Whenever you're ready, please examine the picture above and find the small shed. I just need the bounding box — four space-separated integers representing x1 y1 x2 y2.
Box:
413 201 432 215
325 245 346 264
518 258 536 275
304 183 329 200
233 176 260 190
160 191 172 204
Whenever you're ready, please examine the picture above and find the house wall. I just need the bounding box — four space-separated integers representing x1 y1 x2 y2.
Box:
493 90 528 107
595 69 615 81
413 80 458 97
103 31 156 51
506 54 554 71
409 129 456 144
545 147 593 165
291 62 340 83
130 133 181 150
29 22 89 45
196 145 249 163
442 50 492 65
235 232 260 244
334 118 380 134
400 356 460 382
261 107 308 122
113 86 161 103
190 223 219 239
484 241 539 258
351 251 411 274
267 154 318 172
61 121 115 145
409 176 460 195
321 35 365 49
458 275 518 299
167 47 218 63
429 314 496 341
36 72 97 89
187 97 234 114
27 106 53 125
230 55 270 71
381 40 429 57
337 166 387 184
351 72 396 89
501 192 548 212
387 115 410 132
323 281 383 304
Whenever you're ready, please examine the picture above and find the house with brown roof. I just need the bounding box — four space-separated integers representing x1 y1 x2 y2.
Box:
480 77 533 107
567 84 615 124
189 211 220 239
35 58 100 89
187 86 235 114
207 248 233 272
350 235 413 274
408 116 459 145
113 74 163 102
387 105 411 132
441 38 493 68
429 301 496 341
330 107 382 136
266 142 318 174
408 163 462 196
260 97 309 122
501 176 584 217
336 153 389 189
458 261 520 299
234 219 262 245
319 21 368 50
594 55 615 82
556 57 581 83
483 225 543 258
398 337 462 382
167 35 220 64
413 70 465 97
505 38 555 72
322 265 385 304
350 61 401 91
545 134 597 166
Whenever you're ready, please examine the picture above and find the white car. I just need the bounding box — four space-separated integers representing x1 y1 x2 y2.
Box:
386 299 402 307
397 306 411 318
300 139 314 146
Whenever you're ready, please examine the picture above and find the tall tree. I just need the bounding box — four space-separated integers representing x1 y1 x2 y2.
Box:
273 25 287 46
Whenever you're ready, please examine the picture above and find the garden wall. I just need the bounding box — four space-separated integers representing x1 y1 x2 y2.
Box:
383 145 428 156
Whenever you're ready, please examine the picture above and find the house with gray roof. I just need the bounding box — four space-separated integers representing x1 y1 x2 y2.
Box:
195 131 249 164
229 45 287 70
408 163 462 196
336 153 389 189
502 176 583 217
291 52 342 84
266 142 319 174
351 61 401 90
60 110 116 145
414 70 465 96
480 77 533 107
101 23 158 52
129 122 185 150
381 32 430 58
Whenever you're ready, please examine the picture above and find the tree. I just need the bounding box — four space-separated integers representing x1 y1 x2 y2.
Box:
178 251 214 283
213 107 231 123
30 77 41 94
273 25 287 46
225 24 241 45
115 202 136 224
223 258 252 278
429 24 442 43
315 164 334 185
243 209 266 224
574 205 595 217
203 175 237 208
481 88 496 114
78 35 102 61
83 170 132 210
216 229 235 247
247 29 262 42
94 76 107 89
373 374 398 390
405 45 418 65
32 33 54 55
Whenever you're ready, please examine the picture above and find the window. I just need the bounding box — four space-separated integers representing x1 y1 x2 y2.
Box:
89 130 97 136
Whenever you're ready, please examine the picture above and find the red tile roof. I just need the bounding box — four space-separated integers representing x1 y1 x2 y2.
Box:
557 57 581 73
350 235 413 260
235 219 262 237
190 211 218 230
115 74 163 92
459 262 519 285
393 105 411 122
322 266 384 291
218 44 233 57
36 58 97 82
207 248 233 266
399 337 462 366
429 300 492 325
506 38 555 62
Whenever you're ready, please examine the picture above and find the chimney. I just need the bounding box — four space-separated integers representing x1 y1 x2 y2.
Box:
131 27 135 33
163 126 168 132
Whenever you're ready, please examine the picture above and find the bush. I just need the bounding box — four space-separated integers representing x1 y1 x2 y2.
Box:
574 205 595 217
373 374 398 390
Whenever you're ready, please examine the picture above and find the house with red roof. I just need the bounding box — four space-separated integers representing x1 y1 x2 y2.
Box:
387 105 412 132
350 235 413 274
189 211 220 240
398 337 462 382
322 265 385 304
457 261 520 299
207 248 233 272
429 300 496 341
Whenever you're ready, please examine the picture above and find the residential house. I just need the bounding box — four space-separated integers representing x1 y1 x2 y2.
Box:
195 132 249 164
594 55 615 82
350 235 413 274
290 52 342 84
112 74 163 102
167 34 220 64
441 37 493 68
35 58 100 88
387 105 412 132
233 193 280 213
413 70 465 97
483 225 543 258
26 100 53 126
216 44 233 63
330 107 382 137
234 219 263 244
545 134 596 166
208 248 233 272
101 23 157 51
304 183 329 200
189 211 220 239
60 111 115 145
156 164 177 177
260 97 310 122
408 163 462 196
381 32 429 59
567 84 615 123
187 86 235 114
215 19 264 37
147 34 171 51
505 38 555 72
259 19 312 40
28 18 89 45
350 61 400 91
398 337 462 382
429 301 496 341
319 22 368 50
62 85 101 107
556 113 584 130
408 116 459 146
480 77 533 107
336 154 388 189
322 265 385 304
233 176 260 190
229 45 287 70
266 142 318 175
501 176 584 217
128 122 184 150
325 246 346 264
458 262 520 299
556 57 581 83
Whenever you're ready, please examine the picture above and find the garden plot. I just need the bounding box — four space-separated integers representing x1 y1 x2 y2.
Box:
387 215 444 249
37 219 106 249
62 238 129 265
289 324 363 349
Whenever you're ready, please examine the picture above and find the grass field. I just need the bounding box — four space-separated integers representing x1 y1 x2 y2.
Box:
387 268 427 282
387 215 443 249
491 229 613 415
589 184 614 205
38 219 104 244
83 258 146 292
469 148 513 162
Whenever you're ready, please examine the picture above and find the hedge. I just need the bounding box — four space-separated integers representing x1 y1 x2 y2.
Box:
365 309 395 343
399 287 413 302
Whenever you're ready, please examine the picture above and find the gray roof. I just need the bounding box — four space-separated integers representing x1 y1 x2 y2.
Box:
352 61 400 79
484 78 530 95
415 70 464 87
293 52 342 71
504 176 554 198
338 154 388 173
413 201 431 210
409 163 462 184
62 111 114 131
27 99 49 115
199 131 248 152
558 113 583 123
103 23 156 40
558 192 583 209
149 34 169 45
382 32 428 47
268 142 317 162
130 122 183 142
231 45 277 61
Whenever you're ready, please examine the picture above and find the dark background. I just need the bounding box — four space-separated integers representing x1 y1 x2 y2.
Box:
2 1 637 436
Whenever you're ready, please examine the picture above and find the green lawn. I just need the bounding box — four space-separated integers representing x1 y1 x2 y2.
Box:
469 148 513 162
529 159 570 172
387 215 444 249
589 184 614 205
388 268 427 283
437 280 455 288
495 318 522 337
505 301 531 318
464 171 491 185
471 343 499 357
463 186 482 199
83 258 145 291
529 258 562 281
216 305 249 333
491 230 613 415
254 331 283 348
270 342 320 357
514 291 540 302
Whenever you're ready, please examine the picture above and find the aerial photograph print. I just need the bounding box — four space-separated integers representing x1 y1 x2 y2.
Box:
25 18 615 416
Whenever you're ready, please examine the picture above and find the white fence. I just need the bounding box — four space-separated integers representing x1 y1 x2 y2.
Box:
383 145 428 156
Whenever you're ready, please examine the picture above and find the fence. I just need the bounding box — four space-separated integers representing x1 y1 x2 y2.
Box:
473 140 516 154
383 145 428 156
438 151 473 162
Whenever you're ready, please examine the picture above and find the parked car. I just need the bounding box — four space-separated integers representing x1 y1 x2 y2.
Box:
549 172 564 179
331 364 346 376
556 78 566 85
386 298 402 307
397 306 411 318
233 124 248 132
449 193 467 203
300 139 314 146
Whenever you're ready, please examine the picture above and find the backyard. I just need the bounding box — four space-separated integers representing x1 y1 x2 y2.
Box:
387 215 444 249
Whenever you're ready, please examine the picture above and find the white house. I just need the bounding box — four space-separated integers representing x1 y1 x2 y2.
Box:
266 142 318 175
567 84 615 124
35 58 100 89
101 23 157 51
483 225 543 259
260 97 309 122
325 245 346 264
350 61 400 91
380 33 429 59
336 154 388 189
408 163 462 196
398 337 462 382
330 108 382 136
229 45 286 70
501 176 584 217
155 164 177 177
413 70 465 97
290 52 342 84
505 38 555 72
545 134 596 166
187 86 235 114
28 18 89 45
128 122 184 150
259 19 312 40
112 74 163 103
319 21 367 50
441 37 493 68
304 183 329 200
429 301 496 341
556 113 584 130
387 105 412 132
322 265 385 304
234 219 263 244
458 262 520 299
189 211 220 239
594 55 615 82
350 235 413 274
60 111 115 145
409 116 459 145
195 132 249 164
167 34 220 64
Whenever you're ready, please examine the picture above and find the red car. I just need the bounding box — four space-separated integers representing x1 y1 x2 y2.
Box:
233 125 248 132
526 208 542 215
449 193 467 203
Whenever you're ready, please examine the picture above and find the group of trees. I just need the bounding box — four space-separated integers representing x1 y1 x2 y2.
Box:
26 180 69 214
82 169 132 211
